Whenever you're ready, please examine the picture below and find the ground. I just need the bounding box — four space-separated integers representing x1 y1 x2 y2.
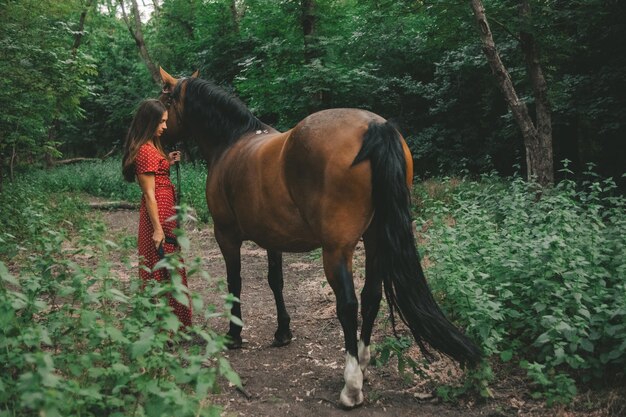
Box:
88 203 624 417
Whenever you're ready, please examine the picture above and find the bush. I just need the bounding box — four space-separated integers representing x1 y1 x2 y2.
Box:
1 167 239 415
0 173 87 259
417 168 626 404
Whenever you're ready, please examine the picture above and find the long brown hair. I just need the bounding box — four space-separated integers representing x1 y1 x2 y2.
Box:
122 99 167 182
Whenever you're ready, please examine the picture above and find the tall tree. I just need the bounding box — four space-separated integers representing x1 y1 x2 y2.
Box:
470 0 554 185
118 0 161 84
230 0 242 33
301 0 317 63
0 0 91 183
71 0 94 56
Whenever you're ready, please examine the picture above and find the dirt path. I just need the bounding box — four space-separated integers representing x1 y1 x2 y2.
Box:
97 206 617 417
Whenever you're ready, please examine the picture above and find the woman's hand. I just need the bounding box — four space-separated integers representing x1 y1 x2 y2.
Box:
153 228 165 251
137 172 165 253
168 150 181 164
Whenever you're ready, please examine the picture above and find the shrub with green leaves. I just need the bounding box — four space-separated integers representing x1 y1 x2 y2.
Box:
417 169 626 404
1 200 239 416
0 221 240 416
0 173 87 259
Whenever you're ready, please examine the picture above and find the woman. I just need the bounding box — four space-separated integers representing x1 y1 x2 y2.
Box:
122 99 192 327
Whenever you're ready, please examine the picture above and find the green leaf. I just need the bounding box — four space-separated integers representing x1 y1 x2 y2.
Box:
163 314 181 332
535 332 552 346
0 262 18 285
229 315 244 327
112 363 130 374
219 357 241 388
500 350 513 362
177 235 190 251
106 326 129 343
131 328 155 358
580 339 594 353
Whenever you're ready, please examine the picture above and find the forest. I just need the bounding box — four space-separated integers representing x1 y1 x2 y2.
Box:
1 0 625 416
1 0 624 185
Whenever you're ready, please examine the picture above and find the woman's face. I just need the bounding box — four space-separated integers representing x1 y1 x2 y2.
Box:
155 110 168 138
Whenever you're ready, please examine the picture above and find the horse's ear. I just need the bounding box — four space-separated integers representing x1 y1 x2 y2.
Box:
159 67 177 92
191 70 200 78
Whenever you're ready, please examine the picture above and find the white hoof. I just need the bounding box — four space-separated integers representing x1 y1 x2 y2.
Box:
358 340 371 381
339 353 364 408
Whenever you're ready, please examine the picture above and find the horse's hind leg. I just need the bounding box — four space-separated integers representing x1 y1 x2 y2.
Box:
267 250 293 346
359 227 383 380
323 248 363 409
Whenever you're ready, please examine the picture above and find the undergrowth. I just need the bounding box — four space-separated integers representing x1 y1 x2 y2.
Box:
4 160 625 409
410 165 626 405
0 169 239 416
11 158 211 223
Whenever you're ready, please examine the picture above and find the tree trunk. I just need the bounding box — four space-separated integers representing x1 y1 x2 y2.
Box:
119 0 161 84
301 0 318 63
150 0 160 17
72 0 93 57
470 0 554 185
518 0 554 185
230 0 241 34
10 143 16 182
301 0 328 109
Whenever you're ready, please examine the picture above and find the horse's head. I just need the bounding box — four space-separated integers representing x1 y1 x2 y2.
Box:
158 67 199 145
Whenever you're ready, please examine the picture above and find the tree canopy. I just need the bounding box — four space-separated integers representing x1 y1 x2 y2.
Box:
1 0 624 186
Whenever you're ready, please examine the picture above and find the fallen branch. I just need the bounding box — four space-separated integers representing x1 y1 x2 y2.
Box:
101 145 117 160
89 201 138 210
55 157 100 165
54 145 117 165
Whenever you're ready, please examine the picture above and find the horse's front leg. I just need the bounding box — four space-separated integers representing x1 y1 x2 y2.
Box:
323 248 363 409
215 227 243 349
267 250 293 346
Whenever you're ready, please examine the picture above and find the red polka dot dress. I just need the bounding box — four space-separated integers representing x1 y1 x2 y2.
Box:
135 143 192 327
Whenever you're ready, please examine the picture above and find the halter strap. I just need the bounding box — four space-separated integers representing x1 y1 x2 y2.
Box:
162 77 187 121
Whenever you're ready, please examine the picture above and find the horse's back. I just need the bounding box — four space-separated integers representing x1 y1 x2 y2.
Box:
287 109 384 158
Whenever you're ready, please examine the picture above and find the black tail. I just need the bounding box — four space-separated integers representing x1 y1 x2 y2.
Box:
353 121 482 366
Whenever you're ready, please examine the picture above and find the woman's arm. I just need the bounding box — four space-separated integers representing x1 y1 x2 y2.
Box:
137 172 164 249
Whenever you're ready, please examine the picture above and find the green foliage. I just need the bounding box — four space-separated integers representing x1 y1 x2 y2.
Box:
0 158 211 234
0 200 238 416
370 336 428 383
60 8 157 158
234 0 431 130
416 167 626 404
435 362 495 402
3 0 625 183
0 173 87 260
0 0 96 176
37 159 141 202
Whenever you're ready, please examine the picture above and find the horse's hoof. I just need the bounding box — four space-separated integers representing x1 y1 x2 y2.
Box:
271 337 292 347
226 335 243 350
272 330 293 347
339 387 364 409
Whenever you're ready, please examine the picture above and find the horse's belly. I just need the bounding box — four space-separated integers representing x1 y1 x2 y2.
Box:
251 236 320 253
240 212 321 253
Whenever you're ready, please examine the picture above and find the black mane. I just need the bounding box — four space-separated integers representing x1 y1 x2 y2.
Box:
174 78 264 147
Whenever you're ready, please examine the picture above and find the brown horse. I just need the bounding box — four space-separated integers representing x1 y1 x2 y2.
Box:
158 67 481 408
